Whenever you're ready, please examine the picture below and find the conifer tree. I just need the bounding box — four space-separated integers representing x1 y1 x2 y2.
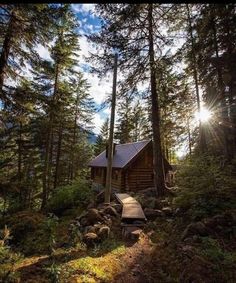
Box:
95 117 109 155
0 4 57 105
115 94 134 144
88 4 175 195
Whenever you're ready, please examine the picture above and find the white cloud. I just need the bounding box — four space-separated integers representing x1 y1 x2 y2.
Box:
84 72 112 104
35 44 51 61
93 112 105 135
71 4 95 15
81 4 95 13
103 107 111 115
77 36 112 105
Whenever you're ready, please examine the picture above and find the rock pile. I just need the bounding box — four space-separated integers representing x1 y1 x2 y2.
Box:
73 203 121 248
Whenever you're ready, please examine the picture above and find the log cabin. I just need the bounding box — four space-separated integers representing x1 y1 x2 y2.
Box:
88 140 172 192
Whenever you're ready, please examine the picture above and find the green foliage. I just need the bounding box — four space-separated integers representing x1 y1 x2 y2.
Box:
0 226 21 282
94 118 109 156
174 154 236 219
2 211 46 244
47 179 93 215
199 237 234 263
196 237 236 281
42 214 59 255
68 222 82 247
89 238 125 257
46 261 62 283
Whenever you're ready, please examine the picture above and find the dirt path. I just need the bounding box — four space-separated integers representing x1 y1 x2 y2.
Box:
113 233 154 283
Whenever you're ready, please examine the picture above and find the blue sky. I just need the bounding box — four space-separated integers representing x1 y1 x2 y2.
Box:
71 4 112 134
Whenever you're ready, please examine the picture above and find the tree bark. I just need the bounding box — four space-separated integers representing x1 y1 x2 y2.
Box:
54 125 63 189
105 52 118 204
148 4 166 196
0 7 16 101
186 4 207 153
211 12 231 160
18 122 23 202
41 63 59 209
69 90 80 181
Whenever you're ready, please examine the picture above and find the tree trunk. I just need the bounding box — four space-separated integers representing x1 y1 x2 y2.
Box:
211 12 231 160
54 125 63 189
41 63 59 209
148 4 166 196
18 122 23 202
225 12 236 160
186 4 207 152
105 52 118 204
0 7 16 101
70 91 80 181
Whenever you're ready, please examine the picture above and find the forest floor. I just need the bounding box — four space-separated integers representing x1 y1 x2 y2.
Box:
13 215 156 283
15 232 154 283
2 196 236 283
12 212 236 283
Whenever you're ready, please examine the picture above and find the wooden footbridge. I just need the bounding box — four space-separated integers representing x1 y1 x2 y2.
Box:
115 193 147 221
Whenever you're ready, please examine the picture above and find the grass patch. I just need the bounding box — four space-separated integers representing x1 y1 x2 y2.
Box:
61 238 126 282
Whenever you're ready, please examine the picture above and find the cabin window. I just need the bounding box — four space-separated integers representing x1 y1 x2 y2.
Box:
112 169 119 180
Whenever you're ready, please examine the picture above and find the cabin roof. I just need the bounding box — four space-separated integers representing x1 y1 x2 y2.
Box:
88 140 151 168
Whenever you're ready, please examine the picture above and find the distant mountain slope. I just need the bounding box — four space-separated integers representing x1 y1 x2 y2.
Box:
87 130 97 144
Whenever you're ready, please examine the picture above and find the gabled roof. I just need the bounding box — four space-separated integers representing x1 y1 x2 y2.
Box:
89 140 151 168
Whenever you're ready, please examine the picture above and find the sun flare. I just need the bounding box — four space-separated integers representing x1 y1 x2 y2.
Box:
195 107 212 123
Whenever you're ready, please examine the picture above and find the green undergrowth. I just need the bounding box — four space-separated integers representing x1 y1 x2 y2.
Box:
174 154 236 220
46 179 94 216
144 217 236 283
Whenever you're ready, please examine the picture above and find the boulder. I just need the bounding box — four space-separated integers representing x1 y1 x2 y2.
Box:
144 208 164 220
93 223 103 232
80 216 89 227
83 232 99 248
181 222 208 240
97 225 110 240
84 225 96 234
111 203 122 213
122 226 142 241
160 199 170 207
102 206 119 217
102 215 113 227
87 202 95 209
86 208 104 225
162 207 173 217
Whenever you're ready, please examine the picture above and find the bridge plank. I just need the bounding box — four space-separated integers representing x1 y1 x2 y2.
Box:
115 193 146 220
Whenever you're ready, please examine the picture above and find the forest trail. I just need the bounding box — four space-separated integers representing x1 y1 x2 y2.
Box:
15 233 154 283
112 233 154 283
